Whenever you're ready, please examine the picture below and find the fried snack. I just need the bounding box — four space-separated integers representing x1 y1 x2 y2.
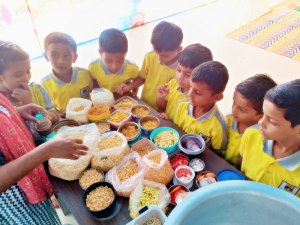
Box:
98 136 123 151
108 111 129 123
135 146 153 157
120 125 139 139
73 106 85 112
141 119 159 129
132 107 149 117
114 98 136 110
154 131 178 147
116 160 139 182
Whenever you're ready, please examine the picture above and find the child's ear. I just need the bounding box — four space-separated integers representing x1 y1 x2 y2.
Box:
214 93 223 102
73 54 78 63
295 124 300 139
43 53 50 62
98 49 102 55
177 46 183 53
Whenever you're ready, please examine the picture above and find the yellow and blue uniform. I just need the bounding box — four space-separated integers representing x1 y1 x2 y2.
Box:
140 51 177 111
41 67 93 112
165 79 189 121
89 58 139 93
173 101 228 150
240 127 300 197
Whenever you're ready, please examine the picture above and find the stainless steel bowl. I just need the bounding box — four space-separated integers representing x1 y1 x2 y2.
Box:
139 115 160 136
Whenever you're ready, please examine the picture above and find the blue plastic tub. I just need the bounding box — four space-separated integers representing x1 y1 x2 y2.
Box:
150 127 180 153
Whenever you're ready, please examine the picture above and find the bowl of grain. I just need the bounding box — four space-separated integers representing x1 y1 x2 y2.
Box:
117 122 141 146
131 105 150 123
87 104 110 122
150 127 180 153
139 115 160 136
95 120 111 134
79 168 104 191
82 181 117 218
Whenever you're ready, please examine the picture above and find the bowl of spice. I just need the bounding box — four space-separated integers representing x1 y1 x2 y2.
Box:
87 104 110 122
139 115 160 136
150 127 179 153
95 120 111 134
131 105 150 122
118 122 141 146
82 181 117 218
79 168 104 191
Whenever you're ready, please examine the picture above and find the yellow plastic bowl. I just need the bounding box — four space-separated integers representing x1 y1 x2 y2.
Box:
87 105 110 122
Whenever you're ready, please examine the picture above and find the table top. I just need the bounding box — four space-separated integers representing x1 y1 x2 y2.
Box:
49 93 241 225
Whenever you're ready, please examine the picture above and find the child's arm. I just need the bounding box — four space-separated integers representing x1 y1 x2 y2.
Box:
47 110 61 124
156 83 169 110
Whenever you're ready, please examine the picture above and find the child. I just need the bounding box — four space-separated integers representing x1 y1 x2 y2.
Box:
0 41 60 123
173 61 229 151
41 32 93 112
89 28 139 93
238 80 300 197
117 21 183 111
225 74 277 166
156 43 213 121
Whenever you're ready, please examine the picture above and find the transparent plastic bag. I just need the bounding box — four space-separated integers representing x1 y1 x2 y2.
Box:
65 98 92 124
48 123 100 181
143 150 174 185
91 131 130 172
107 151 146 197
91 88 115 108
129 179 170 219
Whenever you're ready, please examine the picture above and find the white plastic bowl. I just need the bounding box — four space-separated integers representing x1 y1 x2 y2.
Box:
174 166 195 187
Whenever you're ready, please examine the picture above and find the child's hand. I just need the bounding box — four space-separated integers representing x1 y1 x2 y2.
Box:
158 113 170 120
156 84 169 99
12 83 33 105
116 84 130 95
132 88 139 97
16 103 51 123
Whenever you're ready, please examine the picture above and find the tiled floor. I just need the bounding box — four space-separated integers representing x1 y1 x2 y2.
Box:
30 0 299 224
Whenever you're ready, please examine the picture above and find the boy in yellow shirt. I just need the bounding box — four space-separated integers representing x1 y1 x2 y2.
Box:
156 43 213 121
117 21 183 111
174 61 229 151
225 74 277 167
90 28 139 93
41 32 93 112
238 80 300 197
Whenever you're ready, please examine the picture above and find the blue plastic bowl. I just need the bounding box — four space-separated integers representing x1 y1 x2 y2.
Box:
150 127 180 153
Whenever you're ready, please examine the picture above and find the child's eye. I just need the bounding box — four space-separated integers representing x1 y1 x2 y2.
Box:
65 54 71 58
51 54 58 58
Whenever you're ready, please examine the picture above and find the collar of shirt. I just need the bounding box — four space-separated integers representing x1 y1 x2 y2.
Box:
51 67 78 86
160 59 178 70
263 139 300 172
177 86 189 96
187 103 217 122
100 59 127 75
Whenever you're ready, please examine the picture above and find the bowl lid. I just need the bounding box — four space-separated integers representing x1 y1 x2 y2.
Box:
216 169 246 181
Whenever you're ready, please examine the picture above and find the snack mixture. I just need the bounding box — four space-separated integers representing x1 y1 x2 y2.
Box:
116 160 139 182
86 186 114 211
135 146 153 157
144 217 162 225
80 169 104 189
64 133 85 140
120 125 139 139
73 106 85 112
98 136 123 151
108 111 129 123
132 106 149 117
141 119 159 129
139 186 160 207
114 98 136 110
88 105 108 116
96 122 110 133
148 155 161 164
154 131 178 147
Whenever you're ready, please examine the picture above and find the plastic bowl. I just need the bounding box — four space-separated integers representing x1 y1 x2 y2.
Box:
139 115 160 136
174 166 195 187
168 185 190 205
118 122 141 146
82 181 117 218
106 110 131 129
195 171 218 188
53 119 79 133
87 104 110 122
150 127 179 153
170 153 189 170
179 134 206 155
95 120 111 134
113 96 138 112
79 168 104 191
131 105 150 123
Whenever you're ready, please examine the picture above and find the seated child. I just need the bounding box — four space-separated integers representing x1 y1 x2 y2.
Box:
156 43 213 121
41 32 93 112
225 74 277 166
0 41 60 123
89 28 139 94
238 79 300 197
173 61 229 151
117 21 183 111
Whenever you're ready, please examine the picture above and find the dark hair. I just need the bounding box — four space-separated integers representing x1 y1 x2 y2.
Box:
264 79 300 127
178 44 213 69
0 41 29 74
99 28 128 53
44 32 77 53
236 74 277 114
191 61 229 94
150 21 183 52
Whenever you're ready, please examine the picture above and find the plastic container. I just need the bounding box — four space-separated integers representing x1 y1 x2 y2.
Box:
79 168 104 191
168 185 190 206
87 105 110 122
82 181 117 219
35 113 55 142
126 206 167 225
179 134 206 155
150 127 179 154
217 169 246 181
131 105 150 123
189 158 205 173
174 166 195 187
90 88 115 108
170 154 189 170
95 120 111 134
117 122 141 146
139 115 160 136
195 171 218 188
53 119 79 134
113 96 138 112
106 110 131 129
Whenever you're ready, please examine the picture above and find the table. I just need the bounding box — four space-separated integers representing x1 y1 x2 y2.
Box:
49 93 241 225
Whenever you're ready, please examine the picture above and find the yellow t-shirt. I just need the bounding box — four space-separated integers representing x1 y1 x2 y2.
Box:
13 82 55 111
140 52 177 111
165 79 189 121
89 58 139 93
173 101 228 150
41 67 93 112
240 127 300 197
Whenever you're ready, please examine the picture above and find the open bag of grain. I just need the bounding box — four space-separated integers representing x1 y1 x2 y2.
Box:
65 98 92 124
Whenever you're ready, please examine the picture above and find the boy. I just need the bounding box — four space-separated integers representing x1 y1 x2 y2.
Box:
173 61 229 151
41 32 93 112
156 43 213 121
238 80 300 197
117 21 183 111
89 28 139 93
225 74 277 166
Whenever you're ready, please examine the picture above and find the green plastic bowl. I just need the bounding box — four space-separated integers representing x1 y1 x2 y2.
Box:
150 127 180 153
